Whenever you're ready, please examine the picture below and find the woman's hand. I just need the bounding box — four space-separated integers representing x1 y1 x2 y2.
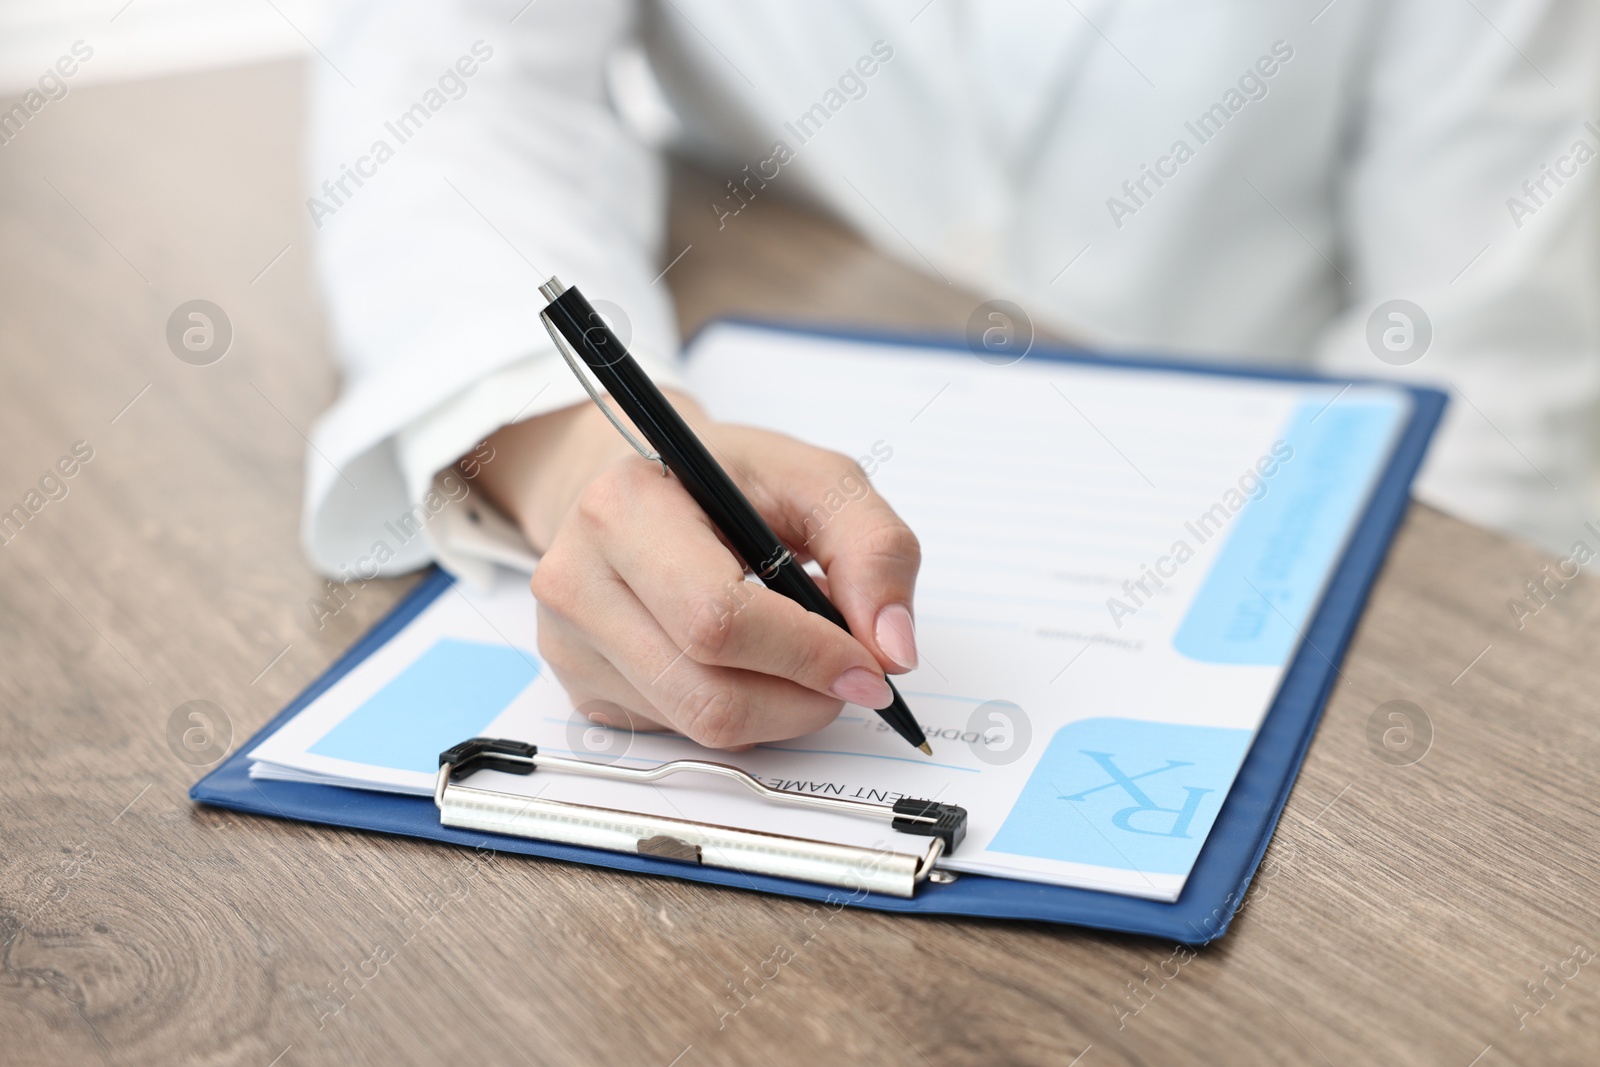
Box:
470 392 920 749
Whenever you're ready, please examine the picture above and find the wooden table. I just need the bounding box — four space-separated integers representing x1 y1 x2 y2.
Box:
3 60 1597 1067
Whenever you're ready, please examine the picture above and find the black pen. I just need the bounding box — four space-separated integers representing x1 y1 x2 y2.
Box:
538 276 931 755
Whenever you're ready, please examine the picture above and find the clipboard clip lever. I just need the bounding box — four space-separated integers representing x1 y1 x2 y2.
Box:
435 737 967 899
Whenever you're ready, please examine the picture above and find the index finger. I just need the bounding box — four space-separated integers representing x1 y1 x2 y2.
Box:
722 428 921 674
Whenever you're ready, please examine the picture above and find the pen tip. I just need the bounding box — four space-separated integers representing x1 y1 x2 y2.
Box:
918 742 933 756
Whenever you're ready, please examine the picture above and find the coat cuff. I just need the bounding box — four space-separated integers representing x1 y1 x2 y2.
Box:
301 343 687 583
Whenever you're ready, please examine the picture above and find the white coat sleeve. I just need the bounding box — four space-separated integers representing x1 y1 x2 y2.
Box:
301 0 684 582
1314 0 1600 552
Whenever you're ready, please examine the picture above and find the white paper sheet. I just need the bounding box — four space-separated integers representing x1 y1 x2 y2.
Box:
250 323 1410 900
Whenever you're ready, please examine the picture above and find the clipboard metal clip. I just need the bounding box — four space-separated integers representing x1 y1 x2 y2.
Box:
435 737 967 899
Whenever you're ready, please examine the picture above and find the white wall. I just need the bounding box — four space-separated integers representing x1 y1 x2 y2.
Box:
0 0 320 92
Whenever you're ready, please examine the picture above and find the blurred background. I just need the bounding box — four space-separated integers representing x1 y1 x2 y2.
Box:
0 0 321 90
5 0 1598 560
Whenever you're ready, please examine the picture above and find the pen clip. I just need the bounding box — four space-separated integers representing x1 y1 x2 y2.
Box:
540 308 669 477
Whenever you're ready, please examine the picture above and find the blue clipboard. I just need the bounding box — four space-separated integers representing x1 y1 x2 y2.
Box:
192 320 1447 943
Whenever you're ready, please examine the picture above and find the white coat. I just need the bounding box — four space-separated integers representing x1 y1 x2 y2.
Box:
303 0 1600 582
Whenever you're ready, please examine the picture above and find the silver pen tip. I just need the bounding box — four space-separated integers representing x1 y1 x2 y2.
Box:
538 276 566 302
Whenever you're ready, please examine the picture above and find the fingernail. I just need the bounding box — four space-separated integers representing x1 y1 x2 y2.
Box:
875 602 918 670
830 667 893 709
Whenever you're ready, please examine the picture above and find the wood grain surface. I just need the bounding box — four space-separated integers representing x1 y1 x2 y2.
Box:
2 59 1597 1067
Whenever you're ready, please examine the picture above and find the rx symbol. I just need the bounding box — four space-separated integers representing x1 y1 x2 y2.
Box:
1059 751 1213 838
